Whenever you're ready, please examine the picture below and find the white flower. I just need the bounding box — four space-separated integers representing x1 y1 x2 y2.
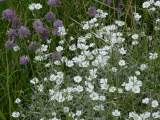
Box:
69 44 76 51
56 46 63 52
47 39 52 43
112 67 117 72
135 71 140 75
41 44 48 52
34 3 42 10
12 111 20 118
149 53 158 59
13 46 20 51
134 13 141 21
132 40 139 45
142 1 151 8
132 86 140 93
58 26 67 36
140 64 147 71
154 1 160 7
119 48 127 55
109 86 116 92
89 92 99 100
75 85 83 92
50 74 57 81
83 24 89 30
99 96 106 101
66 60 74 67
142 98 149 104
119 60 126 66
76 110 82 116
37 84 44 92
63 107 69 113
29 3 36 10
112 110 121 116
49 89 54 95
15 98 21 104
152 111 160 118
132 34 139 40
118 88 123 93
30 77 39 84
115 20 125 26
74 76 82 83
52 112 56 116
151 100 159 107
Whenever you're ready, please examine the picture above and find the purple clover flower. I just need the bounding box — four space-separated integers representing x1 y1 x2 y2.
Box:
45 12 55 21
12 18 21 28
117 2 124 10
28 41 39 52
18 26 31 38
19 55 29 65
7 29 18 40
47 0 62 7
87 6 97 17
53 19 63 29
2 9 15 21
51 52 57 60
0 0 4 2
104 0 112 5
40 28 50 41
52 19 63 36
33 19 43 30
5 40 16 49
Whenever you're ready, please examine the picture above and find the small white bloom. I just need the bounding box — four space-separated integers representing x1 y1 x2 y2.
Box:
119 60 126 66
112 110 121 116
132 34 139 40
76 110 82 116
63 107 69 113
135 71 140 75
142 1 151 8
74 76 82 83
56 46 63 52
12 111 20 118
30 77 39 84
15 98 21 104
132 86 140 93
109 86 116 92
151 100 159 108
142 98 149 104
13 46 20 51
34 3 42 10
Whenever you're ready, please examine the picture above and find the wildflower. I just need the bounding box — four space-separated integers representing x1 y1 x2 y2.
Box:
132 34 139 40
117 2 124 10
30 77 39 84
112 110 121 116
29 3 36 10
12 18 21 28
7 29 18 39
142 1 151 8
12 111 20 118
45 12 55 21
112 67 117 72
28 41 39 52
58 26 67 36
89 92 99 100
132 86 140 93
41 44 48 52
15 98 21 104
2 9 15 21
18 26 31 38
34 3 42 10
37 84 44 92
119 48 127 55
33 19 43 30
119 60 126 66
0 0 4 2
142 98 149 104
135 71 140 75
134 13 141 21
75 85 83 92
47 0 62 7
13 45 20 51
53 19 63 28
56 46 63 52
87 6 97 17
104 0 112 5
149 53 158 59
5 40 16 49
140 64 147 71
115 20 125 26
74 76 82 83
151 100 159 108
52 112 56 116
51 52 57 60
154 1 160 7
109 86 116 92
76 110 82 116
132 40 139 45
63 107 69 113
19 55 29 65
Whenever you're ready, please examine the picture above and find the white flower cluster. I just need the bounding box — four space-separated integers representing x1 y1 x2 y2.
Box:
29 3 42 10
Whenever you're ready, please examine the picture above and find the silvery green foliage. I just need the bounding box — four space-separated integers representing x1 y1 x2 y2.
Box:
13 4 160 120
